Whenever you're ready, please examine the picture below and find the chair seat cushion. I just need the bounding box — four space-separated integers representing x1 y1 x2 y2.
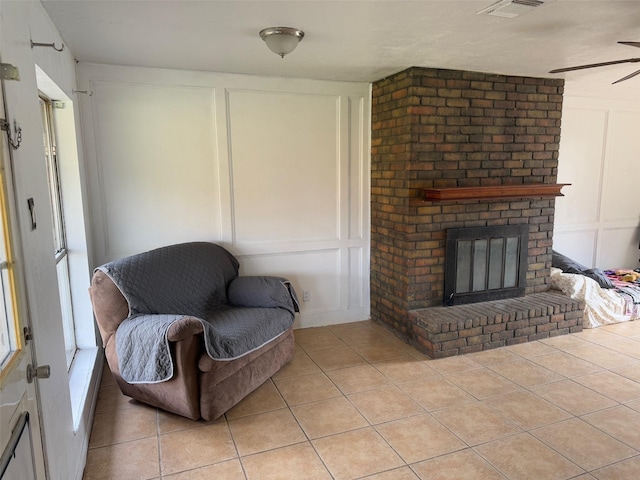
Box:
202 306 295 359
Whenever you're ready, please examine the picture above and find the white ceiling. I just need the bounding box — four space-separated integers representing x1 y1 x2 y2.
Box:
41 0 640 93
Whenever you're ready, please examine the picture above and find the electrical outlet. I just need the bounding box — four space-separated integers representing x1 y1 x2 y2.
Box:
303 290 310 302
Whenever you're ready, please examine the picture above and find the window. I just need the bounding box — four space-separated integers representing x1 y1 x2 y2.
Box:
39 95 76 369
0 141 22 371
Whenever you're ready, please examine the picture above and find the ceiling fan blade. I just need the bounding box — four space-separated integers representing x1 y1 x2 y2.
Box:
612 68 640 84
618 41 640 49
549 57 640 73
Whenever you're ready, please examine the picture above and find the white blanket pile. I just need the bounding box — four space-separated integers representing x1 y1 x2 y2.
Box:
550 267 639 328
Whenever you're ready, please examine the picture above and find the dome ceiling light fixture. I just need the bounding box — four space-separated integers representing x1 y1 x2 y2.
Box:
259 27 305 58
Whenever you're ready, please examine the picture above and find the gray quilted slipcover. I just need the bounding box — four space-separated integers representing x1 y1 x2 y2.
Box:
97 242 297 383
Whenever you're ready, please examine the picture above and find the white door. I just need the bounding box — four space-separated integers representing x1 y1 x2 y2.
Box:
0 4 90 476
0 83 47 479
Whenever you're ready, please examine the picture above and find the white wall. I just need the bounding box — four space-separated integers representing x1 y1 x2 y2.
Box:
554 82 640 269
77 64 371 328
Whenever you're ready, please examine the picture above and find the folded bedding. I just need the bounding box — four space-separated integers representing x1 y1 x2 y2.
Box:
552 250 615 289
550 251 640 328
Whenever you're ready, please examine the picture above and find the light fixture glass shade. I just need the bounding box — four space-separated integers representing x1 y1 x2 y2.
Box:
259 27 304 58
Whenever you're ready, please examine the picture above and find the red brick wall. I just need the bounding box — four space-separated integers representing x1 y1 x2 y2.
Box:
371 67 564 338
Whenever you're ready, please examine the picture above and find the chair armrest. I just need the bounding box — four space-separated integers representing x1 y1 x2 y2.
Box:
116 314 205 383
167 316 204 341
228 276 299 313
89 269 130 346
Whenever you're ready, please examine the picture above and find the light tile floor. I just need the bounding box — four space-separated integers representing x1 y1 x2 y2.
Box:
83 319 640 479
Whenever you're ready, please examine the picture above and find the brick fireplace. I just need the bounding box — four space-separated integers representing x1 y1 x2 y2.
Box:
370 66 583 358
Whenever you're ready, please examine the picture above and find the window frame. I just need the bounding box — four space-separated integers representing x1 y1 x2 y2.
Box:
39 94 77 369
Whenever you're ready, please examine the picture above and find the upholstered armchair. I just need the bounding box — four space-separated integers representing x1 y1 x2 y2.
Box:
89 242 298 420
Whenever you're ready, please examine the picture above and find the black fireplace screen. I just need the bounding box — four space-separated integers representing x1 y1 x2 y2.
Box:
444 224 529 306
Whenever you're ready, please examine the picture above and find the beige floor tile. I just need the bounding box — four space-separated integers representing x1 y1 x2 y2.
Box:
427 355 483 375
383 334 426 355
162 459 245 480
446 368 521 399
89 405 157 448
376 413 465 463
583 406 640 450
225 380 286 419
573 327 622 345
351 341 408 363
400 377 475 411
432 403 521 446
274 371 341 405
506 340 558 358
468 348 521 366
529 380 617 416
598 337 640 359
100 366 117 387
361 319 385 329
611 362 640 383
488 359 564 387
565 344 637 369
228 408 306 457
373 356 439 384
591 455 640 480
291 396 368 439
160 422 237 475
626 399 640 413
348 385 424 424
411 448 506 480
405 348 434 361
326 363 391 394
541 335 593 350
532 418 637 471
601 322 640 338
312 427 404 480
573 371 640 403
363 467 420 479
157 410 214 435
295 327 345 352
82 320 640 480
306 345 367 370
328 322 389 345
272 346 321 379
530 352 602 377
241 442 331 480
475 432 584 480
94 384 138 414
83 437 160 480
482 390 571 429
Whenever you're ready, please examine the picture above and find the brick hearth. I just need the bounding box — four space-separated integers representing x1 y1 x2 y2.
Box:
370 66 583 357
408 292 584 358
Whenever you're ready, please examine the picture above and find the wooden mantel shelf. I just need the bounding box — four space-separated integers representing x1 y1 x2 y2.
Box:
422 184 570 201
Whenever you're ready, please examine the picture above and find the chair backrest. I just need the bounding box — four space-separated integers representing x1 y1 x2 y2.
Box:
89 269 130 346
90 242 240 344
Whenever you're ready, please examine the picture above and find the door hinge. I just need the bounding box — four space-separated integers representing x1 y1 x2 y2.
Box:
26 364 51 383
23 326 33 345
0 118 22 150
0 63 20 81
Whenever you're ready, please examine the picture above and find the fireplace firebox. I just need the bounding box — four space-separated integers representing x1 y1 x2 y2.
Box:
444 224 529 306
